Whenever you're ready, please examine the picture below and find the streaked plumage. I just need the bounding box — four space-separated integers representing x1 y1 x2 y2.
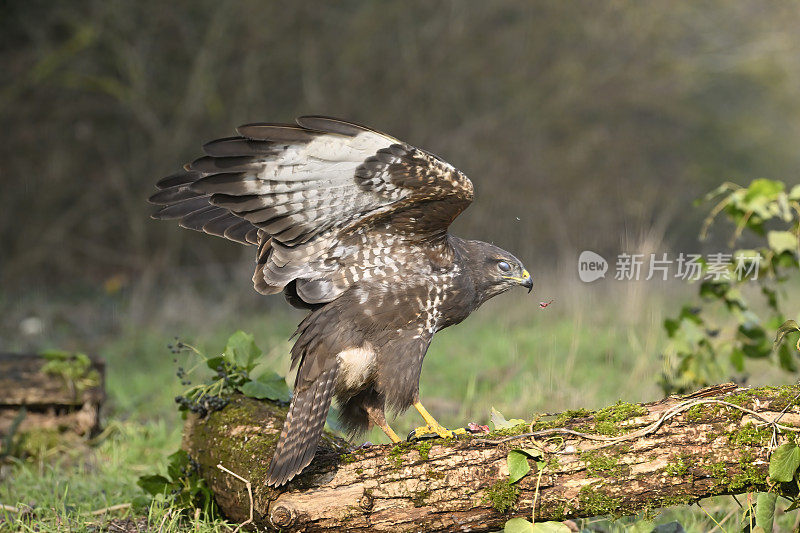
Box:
150 116 532 486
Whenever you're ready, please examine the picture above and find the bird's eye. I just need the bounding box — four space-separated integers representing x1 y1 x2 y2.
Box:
497 261 511 272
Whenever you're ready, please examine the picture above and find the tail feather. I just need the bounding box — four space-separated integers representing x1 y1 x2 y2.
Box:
266 365 338 487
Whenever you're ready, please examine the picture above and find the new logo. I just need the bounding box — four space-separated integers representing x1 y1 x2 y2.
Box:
578 251 607 282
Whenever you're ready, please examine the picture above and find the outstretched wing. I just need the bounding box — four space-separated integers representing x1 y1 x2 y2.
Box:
149 116 473 304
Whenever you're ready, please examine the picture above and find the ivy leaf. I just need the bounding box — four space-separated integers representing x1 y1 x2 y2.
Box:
224 331 261 372
507 450 532 484
517 447 544 459
755 492 777 533
774 320 800 352
504 518 534 533
769 443 800 482
239 372 290 402
137 474 172 496
532 523 571 533
628 520 657 533
205 356 225 372
767 231 797 255
491 407 525 430
166 449 190 480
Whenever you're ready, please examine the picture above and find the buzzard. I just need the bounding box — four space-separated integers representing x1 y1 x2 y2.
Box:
149 117 532 486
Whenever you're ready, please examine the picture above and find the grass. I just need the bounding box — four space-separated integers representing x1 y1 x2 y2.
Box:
1 273 799 531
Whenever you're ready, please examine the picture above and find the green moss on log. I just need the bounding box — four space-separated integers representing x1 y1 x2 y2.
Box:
581 450 625 477
483 479 519 513
578 485 623 517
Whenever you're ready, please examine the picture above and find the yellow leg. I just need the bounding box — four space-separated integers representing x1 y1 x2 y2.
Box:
377 420 402 443
411 401 466 439
366 408 402 443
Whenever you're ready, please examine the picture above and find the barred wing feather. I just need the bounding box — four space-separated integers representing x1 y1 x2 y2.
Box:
149 116 473 304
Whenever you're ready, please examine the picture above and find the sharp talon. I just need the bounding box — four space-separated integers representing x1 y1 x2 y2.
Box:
408 425 435 441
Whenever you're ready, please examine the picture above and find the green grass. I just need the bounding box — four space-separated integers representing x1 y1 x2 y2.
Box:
0 278 798 531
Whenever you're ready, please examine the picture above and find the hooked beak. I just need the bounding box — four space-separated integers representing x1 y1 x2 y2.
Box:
505 269 533 293
521 269 533 293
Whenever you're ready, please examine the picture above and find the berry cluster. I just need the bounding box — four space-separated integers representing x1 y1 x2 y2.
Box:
176 366 191 386
167 337 187 355
174 393 229 418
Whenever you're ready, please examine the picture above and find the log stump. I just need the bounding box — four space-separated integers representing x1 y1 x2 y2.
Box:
0 353 105 450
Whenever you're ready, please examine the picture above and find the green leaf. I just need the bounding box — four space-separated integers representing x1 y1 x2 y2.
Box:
205 356 225 371
224 331 261 371
166 449 190 480
239 372 290 402
789 184 800 201
137 474 171 496
131 494 152 512
504 518 534 533
767 231 797 255
769 443 800 482
507 450 531 483
491 407 525 430
627 520 657 533
755 492 777 533
517 447 544 459
778 343 797 372
745 179 784 202
531 523 571 533
774 320 800 351
730 349 745 372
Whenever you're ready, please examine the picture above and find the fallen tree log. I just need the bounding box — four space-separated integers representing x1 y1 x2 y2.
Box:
183 383 800 532
0 352 105 442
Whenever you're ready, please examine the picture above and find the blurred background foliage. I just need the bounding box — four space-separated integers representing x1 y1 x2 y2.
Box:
3 0 800 288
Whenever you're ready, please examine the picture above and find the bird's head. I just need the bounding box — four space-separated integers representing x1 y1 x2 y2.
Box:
456 240 532 303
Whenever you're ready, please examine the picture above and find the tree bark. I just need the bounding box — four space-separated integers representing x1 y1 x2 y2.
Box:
0 353 105 439
183 383 799 532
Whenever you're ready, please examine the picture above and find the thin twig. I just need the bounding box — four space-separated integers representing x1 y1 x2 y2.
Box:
531 465 544 525
217 463 253 533
697 501 726 532
480 398 800 450
0 504 19 513
85 503 131 516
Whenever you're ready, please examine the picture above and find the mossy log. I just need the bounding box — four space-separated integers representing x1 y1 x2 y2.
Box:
183 383 800 532
0 353 105 439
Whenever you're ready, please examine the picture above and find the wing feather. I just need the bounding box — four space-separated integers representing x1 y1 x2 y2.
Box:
149 116 474 303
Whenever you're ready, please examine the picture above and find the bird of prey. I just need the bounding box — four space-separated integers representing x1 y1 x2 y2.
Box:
149 116 532 486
